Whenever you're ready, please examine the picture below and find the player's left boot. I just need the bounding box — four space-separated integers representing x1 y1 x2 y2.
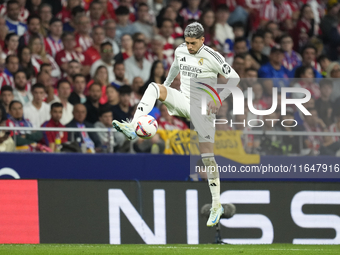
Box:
206 204 224 227
112 120 137 141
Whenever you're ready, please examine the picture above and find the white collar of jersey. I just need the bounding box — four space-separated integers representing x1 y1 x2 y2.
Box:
195 44 205 55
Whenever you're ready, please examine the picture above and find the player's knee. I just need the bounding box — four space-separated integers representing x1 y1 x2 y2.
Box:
157 84 167 101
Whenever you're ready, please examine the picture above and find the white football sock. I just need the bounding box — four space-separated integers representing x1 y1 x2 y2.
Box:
132 82 160 126
202 153 220 209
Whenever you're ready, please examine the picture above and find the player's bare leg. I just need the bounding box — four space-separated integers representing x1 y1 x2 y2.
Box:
112 83 167 140
200 142 224 227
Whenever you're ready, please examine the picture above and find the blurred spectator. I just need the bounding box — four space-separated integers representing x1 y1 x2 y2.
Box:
19 14 43 48
249 33 269 66
13 70 32 105
179 0 201 24
159 19 175 64
1 85 14 115
0 101 7 125
87 66 110 104
315 79 333 127
144 60 166 86
145 35 170 71
44 18 63 58
63 5 85 33
260 0 293 31
36 71 54 103
94 106 126 152
18 46 36 81
90 42 116 83
65 60 81 85
215 5 234 46
29 35 61 80
133 3 155 43
251 82 268 110
56 0 81 23
280 34 302 71
3 32 19 57
41 102 68 151
157 103 188 130
66 103 102 152
317 55 330 77
115 6 137 41
130 76 143 106
74 14 93 52
50 80 74 125
5 0 27 37
292 65 320 99
6 100 43 146
329 110 340 143
232 54 246 78
162 5 183 39
198 9 218 47
0 55 19 89
104 19 120 55
226 37 248 64
112 85 132 121
39 3 53 33
84 25 105 65
326 62 340 102
111 61 129 87
293 4 320 52
320 0 340 59
114 34 133 62
298 108 333 155
262 30 275 56
253 111 282 155
55 32 89 76
89 0 105 26
294 45 322 78
0 107 14 151
23 83 50 128
69 74 86 105
258 47 290 94
106 85 119 107
84 83 105 124
124 39 152 84
26 0 42 17
241 67 258 90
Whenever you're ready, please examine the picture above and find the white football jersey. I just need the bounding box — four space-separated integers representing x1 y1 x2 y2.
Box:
164 43 239 100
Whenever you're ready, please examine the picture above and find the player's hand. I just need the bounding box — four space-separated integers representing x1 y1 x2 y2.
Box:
207 101 220 115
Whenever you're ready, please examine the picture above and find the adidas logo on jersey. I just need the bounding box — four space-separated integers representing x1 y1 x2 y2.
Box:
180 57 186 62
209 183 217 186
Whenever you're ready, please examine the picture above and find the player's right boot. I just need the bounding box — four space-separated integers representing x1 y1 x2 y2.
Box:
206 204 224 227
112 120 137 141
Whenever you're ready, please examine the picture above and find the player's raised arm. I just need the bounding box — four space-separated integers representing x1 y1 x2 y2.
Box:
163 48 180 87
211 50 240 101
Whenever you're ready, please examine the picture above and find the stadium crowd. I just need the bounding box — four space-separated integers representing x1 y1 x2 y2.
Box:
0 0 340 156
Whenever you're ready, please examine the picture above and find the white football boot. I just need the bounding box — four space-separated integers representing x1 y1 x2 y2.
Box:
206 204 224 227
112 120 137 140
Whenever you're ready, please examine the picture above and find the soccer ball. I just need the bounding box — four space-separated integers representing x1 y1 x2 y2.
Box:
135 115 158 139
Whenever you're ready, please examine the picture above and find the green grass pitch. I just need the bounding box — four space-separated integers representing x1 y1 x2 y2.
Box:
0 244 340 255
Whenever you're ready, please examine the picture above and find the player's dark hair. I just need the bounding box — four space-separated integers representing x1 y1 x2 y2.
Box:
31 83 45 92
51 102 63 110
9 100 22 110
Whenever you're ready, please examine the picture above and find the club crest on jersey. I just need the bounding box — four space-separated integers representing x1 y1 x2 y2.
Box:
198 58 203 65
222 63 231 74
